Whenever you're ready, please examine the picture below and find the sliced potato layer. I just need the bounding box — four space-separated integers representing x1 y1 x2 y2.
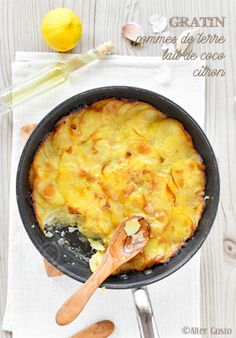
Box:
30 99 206 272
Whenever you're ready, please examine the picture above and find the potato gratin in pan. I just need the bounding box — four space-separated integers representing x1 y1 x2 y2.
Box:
16 86 219 289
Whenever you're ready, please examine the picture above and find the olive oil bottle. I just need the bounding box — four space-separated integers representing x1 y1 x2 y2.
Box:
0 41 113 113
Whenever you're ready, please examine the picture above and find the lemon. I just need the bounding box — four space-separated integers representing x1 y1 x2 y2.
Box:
41 8 82 52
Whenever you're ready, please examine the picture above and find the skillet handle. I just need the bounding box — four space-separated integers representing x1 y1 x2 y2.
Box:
132 287 160 338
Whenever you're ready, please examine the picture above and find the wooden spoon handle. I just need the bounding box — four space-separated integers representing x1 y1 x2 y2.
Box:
71 320 115 338
56 254 114 326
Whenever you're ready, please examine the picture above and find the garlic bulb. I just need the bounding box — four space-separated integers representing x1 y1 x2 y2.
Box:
149 14 168 33
121 22 144 43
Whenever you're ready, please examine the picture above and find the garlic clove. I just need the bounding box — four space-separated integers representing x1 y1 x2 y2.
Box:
176 28 199 55
122 21 144 43
160 31 176 52
149 14 168 33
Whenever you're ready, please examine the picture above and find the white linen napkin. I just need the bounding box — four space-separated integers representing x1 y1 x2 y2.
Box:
2 52 205 338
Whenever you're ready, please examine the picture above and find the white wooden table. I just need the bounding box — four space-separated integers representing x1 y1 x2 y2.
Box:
0 1 235 337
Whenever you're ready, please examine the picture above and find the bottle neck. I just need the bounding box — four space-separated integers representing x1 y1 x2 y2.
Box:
66 48 99 72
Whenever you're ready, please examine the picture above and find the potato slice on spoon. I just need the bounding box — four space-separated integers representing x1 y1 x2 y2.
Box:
56 216 150 326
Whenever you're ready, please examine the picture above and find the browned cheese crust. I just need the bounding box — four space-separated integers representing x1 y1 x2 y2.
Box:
30 99 206 273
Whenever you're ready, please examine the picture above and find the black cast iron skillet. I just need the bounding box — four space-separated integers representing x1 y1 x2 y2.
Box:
16 86 220 289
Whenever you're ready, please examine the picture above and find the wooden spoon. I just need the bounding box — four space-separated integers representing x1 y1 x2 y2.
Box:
56 216 150 326
71 320 115 338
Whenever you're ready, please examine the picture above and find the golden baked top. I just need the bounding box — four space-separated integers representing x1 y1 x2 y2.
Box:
30 99 205 273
